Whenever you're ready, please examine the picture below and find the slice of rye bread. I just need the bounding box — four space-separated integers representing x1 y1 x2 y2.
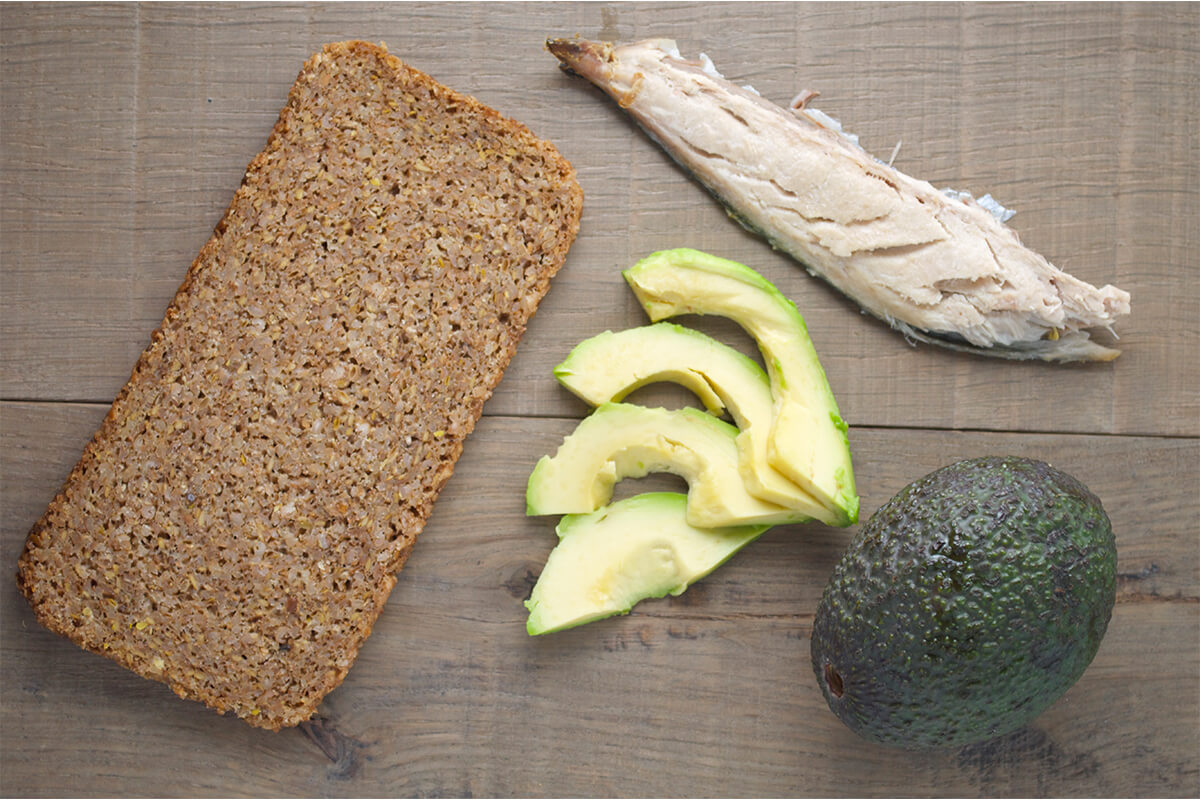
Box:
16 40 583 729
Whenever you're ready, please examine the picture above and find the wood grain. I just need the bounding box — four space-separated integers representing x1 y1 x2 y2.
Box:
2 406 1197 797
2 2 1197 434
1 3 1197 797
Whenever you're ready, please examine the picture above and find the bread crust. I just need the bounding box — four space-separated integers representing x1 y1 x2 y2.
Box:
17 41 582 729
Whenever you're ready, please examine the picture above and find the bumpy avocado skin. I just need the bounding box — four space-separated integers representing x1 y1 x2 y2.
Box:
810 457 1116 750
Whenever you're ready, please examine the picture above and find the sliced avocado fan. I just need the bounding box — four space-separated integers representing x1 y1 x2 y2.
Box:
624 248 859 525
522 248 860 634
554 322 842 526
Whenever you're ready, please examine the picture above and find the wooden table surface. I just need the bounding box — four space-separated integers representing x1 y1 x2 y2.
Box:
2 3 1197 797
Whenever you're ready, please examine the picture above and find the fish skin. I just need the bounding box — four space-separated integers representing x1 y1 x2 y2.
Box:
547 37 1131 362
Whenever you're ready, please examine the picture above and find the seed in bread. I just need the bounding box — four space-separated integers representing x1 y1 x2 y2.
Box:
16 40 583 729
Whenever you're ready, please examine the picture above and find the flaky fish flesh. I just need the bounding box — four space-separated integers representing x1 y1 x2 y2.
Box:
548 37 1131 362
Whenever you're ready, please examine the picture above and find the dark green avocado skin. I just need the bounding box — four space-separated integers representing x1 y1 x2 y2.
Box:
810 456 1116 750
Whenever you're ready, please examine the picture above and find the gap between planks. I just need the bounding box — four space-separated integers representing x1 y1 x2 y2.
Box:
2 399 1194 442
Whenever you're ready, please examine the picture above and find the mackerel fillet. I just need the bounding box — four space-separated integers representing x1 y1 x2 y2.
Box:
548 37 1131 362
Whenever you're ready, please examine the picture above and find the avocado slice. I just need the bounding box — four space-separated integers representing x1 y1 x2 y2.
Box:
554 323 841 525
525 492 769 635
553 323 727 415
623 248 858 525
811 457 1117 749
526 402 808 527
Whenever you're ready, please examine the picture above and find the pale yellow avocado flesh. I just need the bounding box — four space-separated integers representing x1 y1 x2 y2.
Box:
525 492 769 635
554 323 839 525
623 249 859 525
554 324 727 415
525 402 807 527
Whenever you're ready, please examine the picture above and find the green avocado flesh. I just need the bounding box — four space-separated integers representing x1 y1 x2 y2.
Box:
526 402 808 527
554 323 839 525
810 456 1117 750
525 492 769 635
623 248 858 526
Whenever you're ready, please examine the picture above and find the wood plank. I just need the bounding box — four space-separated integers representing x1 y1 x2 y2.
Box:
1 3 1196 436
1 3 1196 797
2 404 1196 797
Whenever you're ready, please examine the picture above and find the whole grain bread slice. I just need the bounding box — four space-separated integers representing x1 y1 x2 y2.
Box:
16 41 583 729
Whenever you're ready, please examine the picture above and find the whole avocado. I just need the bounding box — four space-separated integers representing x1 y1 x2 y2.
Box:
810 456 1116 750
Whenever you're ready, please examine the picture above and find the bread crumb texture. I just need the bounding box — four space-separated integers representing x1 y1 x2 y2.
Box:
16 41 583 730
